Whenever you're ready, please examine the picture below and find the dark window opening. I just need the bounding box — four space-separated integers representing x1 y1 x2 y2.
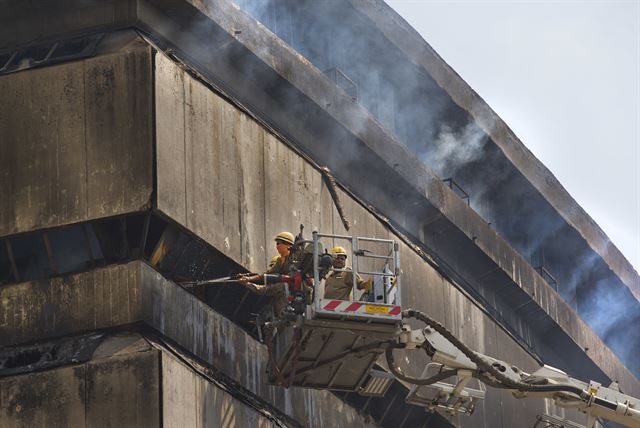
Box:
0 213 148 287
125 214 145 258
3 349 44 369
0 212 265 333
83 223 105 265
535 265 558 292
52 36 99 59
0 333 104 376
92 217 130 263
442 178 470 205
144 214 167 259
12 44 55 67
10 233 53 282
0 33 103 76
48 225 97 273
0 51 15 70
142 217 261 329
323 67 358 101
0 241 13 285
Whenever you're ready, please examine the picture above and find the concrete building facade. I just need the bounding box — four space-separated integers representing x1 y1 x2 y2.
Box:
1 1 638 427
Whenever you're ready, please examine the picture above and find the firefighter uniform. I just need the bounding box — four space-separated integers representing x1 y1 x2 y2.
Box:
242 252 292 316
243 231 296 316
324 269 367 300
267 254 290 275
323 246 370 300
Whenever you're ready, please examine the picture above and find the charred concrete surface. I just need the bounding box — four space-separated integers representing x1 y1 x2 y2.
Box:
349 0 640 298
0 332 292 427
0 34 153 236
150 48 639 392
0 334 160 428
1 1 638 427
166 0 640 377
0 262 383 427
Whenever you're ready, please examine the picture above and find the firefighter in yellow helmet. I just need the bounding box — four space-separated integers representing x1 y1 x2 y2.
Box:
323 246 370 300
238 231 295 315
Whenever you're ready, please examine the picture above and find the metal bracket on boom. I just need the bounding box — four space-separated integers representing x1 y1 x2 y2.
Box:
405 364 485 416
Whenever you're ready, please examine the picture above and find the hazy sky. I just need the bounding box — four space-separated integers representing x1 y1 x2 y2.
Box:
386 0 640 272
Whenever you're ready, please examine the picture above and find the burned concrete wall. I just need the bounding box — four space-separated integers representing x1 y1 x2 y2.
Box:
155 52 333 274
0 333 301 428
0 37 153 237
225 0 640 376
0 338 160 428
161 352 274 427
0 2 636 426
0 262 376 428
152 51 622 426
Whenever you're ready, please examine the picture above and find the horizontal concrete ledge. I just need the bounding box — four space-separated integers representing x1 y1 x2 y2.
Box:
0 337 161 428
348 0 639 301
0 261 377 428
0 0 137 50
0 333 289 428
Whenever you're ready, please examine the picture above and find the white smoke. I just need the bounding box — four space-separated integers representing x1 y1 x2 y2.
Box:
421 122 488 177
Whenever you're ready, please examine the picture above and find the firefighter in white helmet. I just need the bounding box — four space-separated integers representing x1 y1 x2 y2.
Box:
239 231 295 315
324 246 371 300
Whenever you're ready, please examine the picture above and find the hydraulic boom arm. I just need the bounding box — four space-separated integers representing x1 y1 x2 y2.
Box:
389 309 640 428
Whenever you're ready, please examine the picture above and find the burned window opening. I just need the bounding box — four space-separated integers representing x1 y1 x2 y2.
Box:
48 224 101 273
139 212 151 259
535 265 559 292
0 239 16 284
0 33 103 76
442 178 470 206
0 51 16 70
53 35 101 58
144 213 168 260
323 67 358 101
3 349 44 369
81 224 97 269
12 43 55 68
140 216 265 330
10 232 54 282
0 333 104 377
93 216 134 263
0 213 147 287
41 232 59 275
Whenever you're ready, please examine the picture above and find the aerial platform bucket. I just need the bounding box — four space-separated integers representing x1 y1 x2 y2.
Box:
266 318 400 390
310 231 402 323
265 231 403 390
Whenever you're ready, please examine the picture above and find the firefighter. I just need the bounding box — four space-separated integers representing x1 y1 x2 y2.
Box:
238 231 295 315
324 246 370 300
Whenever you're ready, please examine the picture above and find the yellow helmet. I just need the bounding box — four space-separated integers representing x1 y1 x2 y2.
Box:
274 231 295 245
331 246 348 257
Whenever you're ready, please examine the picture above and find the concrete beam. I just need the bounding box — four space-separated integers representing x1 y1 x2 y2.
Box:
0 342 160 428
0 0 136 50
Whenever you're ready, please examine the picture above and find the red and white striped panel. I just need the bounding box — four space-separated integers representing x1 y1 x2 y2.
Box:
319 299 401 319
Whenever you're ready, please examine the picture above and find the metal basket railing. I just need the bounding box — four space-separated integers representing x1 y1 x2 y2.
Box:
312 231 401 312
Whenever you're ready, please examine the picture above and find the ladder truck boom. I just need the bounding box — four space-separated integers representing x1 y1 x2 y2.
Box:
392 308 640 428
214 227 640 428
